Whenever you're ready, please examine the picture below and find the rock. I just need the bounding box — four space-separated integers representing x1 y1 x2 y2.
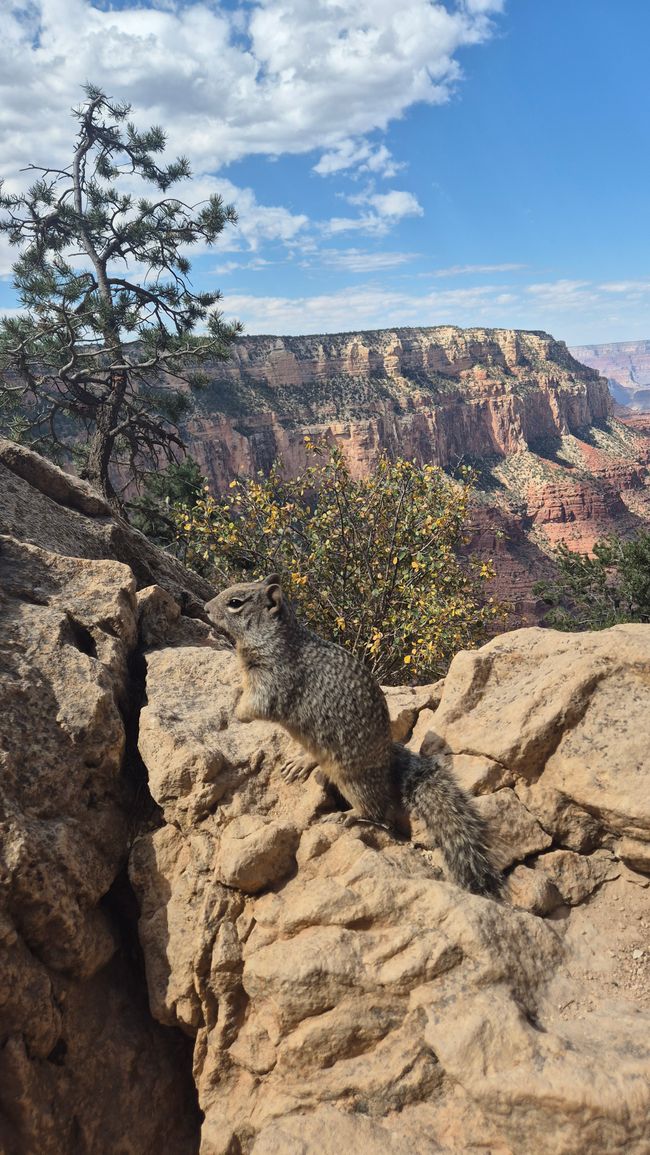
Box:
535 849 620 905
507 865 564 916
251 1106 446 1155
432 625 650 844
384 682 444 743
408 707 441 752
128 614 650 1153
0 537 134 977
614 836 650 874
217 816 300 893
3 437 650 1155
0 436 113 516
0 438 213 606
177 328 650 626
474 788 552 868
136 584 181 647
0 529 199 1154
424 986 649 1155
419 740 513 795
515 779 602 853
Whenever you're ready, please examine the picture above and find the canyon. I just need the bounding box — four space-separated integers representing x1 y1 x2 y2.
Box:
182 326 650 621
571 338 650 411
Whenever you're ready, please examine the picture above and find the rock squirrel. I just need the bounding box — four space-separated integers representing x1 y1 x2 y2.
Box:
205 574 501 897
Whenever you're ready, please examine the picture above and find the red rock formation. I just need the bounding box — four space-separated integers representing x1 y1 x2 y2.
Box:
186 327 613 491
571 339 650 411
180 326 650 622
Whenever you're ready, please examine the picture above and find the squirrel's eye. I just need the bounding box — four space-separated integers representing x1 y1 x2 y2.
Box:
227 597 245 610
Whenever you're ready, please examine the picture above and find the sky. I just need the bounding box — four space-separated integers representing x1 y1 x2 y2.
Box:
1 0 649 345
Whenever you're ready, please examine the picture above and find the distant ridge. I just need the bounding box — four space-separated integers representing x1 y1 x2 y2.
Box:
570 340 650 412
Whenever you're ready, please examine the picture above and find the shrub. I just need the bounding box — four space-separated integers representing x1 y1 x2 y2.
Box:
535 532 650 630
170 441 503 684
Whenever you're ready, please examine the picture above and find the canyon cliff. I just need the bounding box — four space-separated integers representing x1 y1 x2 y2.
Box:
571 339 650 411
181 327 650 620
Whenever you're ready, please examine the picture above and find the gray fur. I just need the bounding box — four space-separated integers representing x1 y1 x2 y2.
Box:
206 575 501 897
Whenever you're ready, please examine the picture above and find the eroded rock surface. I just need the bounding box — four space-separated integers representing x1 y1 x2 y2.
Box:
0 538 200 1153
0 446 205 1154
2 442 649 1155
132 613 650 1155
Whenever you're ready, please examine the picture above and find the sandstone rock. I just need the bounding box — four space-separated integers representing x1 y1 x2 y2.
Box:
534 849 621 905
178 328 650 623
128 619 650 1154
424 985 649 1155
515 779 602 853
137 583 181 647
384 681 444 743
4 438 650 1155
614 836 650 874
216 815 300 893
0 529 199 1153
507 864 563 915
408 707 441 752
474 788 552 868
432 625 650 845
250 1106 446 1155
0 436 113 516
0 439 213 606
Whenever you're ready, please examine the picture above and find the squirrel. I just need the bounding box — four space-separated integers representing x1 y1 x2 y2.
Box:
205 574 501 897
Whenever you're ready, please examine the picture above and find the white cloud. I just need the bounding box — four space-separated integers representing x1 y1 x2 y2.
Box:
320 249 419 273
367 190 424 219
202 177 309 252
433 263 526 277
0 0 503 181
325 188 424 235
0 233 16 278
314 142 402 179
222 277 650 344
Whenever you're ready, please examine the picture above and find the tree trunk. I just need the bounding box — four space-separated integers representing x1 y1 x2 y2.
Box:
83 372 128 508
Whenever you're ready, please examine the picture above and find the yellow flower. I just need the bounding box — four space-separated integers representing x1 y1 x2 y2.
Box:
403 654 412 665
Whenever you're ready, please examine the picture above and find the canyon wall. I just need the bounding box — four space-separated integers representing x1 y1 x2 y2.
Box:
187 327 613 485
571 339 650 411
181 327 650 621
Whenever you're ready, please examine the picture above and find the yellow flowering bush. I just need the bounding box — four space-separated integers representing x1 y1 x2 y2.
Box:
171 441 504 684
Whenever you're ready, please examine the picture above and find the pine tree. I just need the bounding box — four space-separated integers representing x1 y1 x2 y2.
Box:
0 85 240 506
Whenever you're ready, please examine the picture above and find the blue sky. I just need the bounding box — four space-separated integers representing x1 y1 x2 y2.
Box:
1 0 649 343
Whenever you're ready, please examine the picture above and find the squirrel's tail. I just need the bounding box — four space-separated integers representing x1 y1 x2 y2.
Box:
391 743 502 897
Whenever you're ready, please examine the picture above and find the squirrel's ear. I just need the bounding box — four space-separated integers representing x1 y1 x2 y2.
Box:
265 581 283 617
264 573 281 586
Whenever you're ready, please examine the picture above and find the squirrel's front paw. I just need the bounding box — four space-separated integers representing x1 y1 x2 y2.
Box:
281 754 318 784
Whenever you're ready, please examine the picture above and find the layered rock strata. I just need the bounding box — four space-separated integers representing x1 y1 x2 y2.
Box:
186 327 613 488
181 327 650 618
571 339 650 411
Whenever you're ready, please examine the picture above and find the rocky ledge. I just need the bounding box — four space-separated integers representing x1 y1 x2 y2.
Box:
1 442 649 1155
